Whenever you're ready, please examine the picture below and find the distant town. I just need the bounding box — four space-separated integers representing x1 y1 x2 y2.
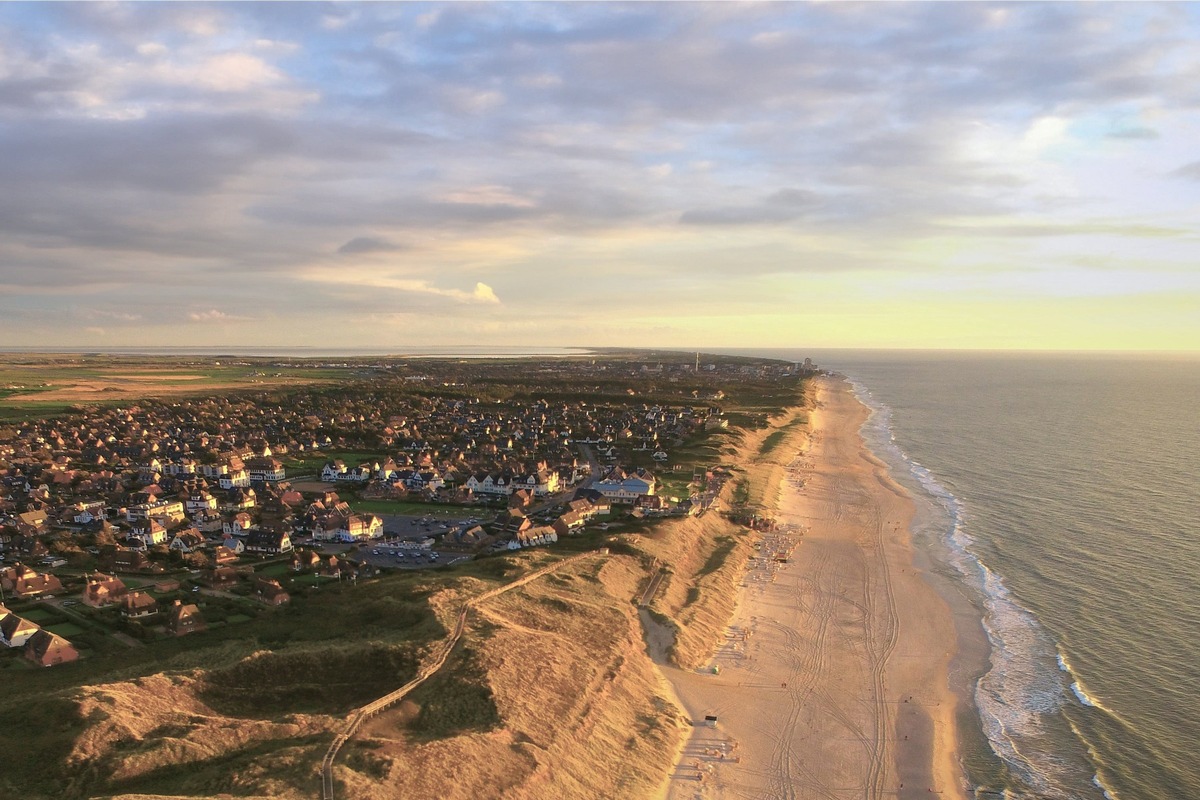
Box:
0 352 813 669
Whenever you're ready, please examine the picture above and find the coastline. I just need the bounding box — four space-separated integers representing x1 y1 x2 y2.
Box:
653 374 966 799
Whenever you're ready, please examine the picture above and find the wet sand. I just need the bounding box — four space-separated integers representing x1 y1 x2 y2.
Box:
658 375 965 800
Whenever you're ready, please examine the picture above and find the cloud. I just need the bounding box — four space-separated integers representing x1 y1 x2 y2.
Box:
472 282 500 304
337 236 407 255
437 185 536 208
2 2 1200 349
680 188 822 226
1170 161 1200 181
187 309 249 322
1106 126 1159 140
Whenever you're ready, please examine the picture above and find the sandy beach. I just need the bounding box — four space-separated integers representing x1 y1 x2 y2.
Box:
657 375 964 800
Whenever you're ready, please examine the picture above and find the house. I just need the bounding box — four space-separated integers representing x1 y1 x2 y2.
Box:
127 519 167 548
320 460 348 482
465 473 513 497
312 513 383 543
223 512 253 536
184 492 218 514
110 549 151 573
217 468 251 489
24 630 78 667
593 467 656 503
509 488 535 510
254 577 290 606
71 501 108 525
497 508 532 538
16 509 49 534
223 488 257 511
292 549 321 572
219 535 245 554
507 525 558 549
120 591 158 618
166 600 206 636
246 458 285 483
201 566 240 589
168 529 206 553
83 572 129 608
552 511 587 537
191 508 223 533
244 528 292 555
126 499 186 524
570 495 611 517
0 563 64 598
447 525 489 549
0 613 40 647
214 544 241 565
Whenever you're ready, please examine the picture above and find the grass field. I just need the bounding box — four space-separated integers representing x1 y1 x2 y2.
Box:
281 450 381 474
20 608 60 624
349 499 480 518
0 355 337 418
44 623 87 638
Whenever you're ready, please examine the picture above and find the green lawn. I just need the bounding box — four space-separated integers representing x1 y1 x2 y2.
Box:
256 563 293 579
281 449 381 473
44 623 86 638
350 499 476 517
20 608 60 624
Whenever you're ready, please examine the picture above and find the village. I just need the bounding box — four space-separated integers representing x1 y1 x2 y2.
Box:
0 353 806 669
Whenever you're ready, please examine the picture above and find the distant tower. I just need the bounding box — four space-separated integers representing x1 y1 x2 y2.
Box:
695 352 700 372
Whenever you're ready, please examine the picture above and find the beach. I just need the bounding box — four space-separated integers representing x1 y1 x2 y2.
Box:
657 375 964 800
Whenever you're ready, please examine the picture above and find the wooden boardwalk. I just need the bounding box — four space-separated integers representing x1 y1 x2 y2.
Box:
320 549 607 799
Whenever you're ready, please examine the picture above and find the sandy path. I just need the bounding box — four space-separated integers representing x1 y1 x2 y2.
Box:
658 375 964 800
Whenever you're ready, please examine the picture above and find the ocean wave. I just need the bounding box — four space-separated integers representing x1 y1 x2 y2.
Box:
1064 713 1122 800
1058 646 1100 710
847 378 1099 799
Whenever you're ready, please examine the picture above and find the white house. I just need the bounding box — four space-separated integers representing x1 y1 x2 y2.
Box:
218 469 251 489
127 499 186 523
128 520 168 547
223 512 254 536
594 468 656 503
72 501 107 525
185 493 218 514
246 458 286 482
169 530 206 553
312 513 383 543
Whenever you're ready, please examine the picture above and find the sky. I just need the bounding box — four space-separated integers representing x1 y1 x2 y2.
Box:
1 2 1199 352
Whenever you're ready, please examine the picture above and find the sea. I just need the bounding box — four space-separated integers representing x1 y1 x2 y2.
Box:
733 349 1200 800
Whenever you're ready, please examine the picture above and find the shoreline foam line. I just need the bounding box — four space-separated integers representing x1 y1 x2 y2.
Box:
849 375 1122 800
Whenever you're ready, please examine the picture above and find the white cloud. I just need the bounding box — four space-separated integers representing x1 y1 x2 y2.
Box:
187 309 246 322
136 42 168 58
472 282 500 304
152 52 283 93
1021 116 1070 154
438 185 536 208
